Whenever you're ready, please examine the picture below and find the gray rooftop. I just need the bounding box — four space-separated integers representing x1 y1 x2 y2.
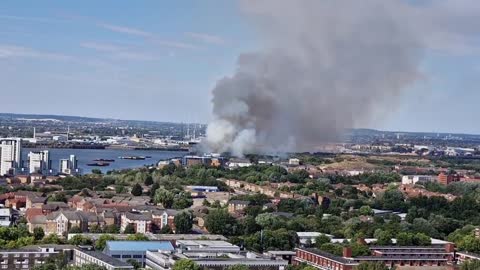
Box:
75 249 134 268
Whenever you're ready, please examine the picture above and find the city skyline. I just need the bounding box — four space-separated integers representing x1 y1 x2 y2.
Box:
1 0 480 135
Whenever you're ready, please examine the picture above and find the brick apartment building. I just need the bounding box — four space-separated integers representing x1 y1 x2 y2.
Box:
294 242 456 269
438 172 460 186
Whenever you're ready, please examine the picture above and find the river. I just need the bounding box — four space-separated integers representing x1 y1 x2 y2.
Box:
21 148 187 174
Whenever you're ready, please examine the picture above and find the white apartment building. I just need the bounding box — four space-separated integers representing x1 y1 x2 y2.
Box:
59 155 78 175
0 208 13 227
28 150 51 174
0 139 22 176
401 175 436 185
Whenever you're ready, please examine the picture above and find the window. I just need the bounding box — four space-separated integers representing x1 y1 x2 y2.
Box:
133 255 142 258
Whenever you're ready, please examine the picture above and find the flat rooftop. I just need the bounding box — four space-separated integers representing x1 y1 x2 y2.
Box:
76 249 133 267
176 240 236 248
106 241 174 252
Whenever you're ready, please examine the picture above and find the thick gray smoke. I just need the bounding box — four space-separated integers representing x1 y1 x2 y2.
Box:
206 0 480 156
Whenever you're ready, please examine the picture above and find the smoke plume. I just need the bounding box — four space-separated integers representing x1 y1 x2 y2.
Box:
206 0 480 156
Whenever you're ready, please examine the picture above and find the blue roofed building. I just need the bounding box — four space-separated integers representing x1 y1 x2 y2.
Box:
103 241 174 267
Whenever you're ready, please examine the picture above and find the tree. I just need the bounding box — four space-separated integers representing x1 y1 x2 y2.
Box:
413 233 431 246
359 206 373 216
116 185 126 193
89 224 103 233
205 209 239 236
380 189 406 211
396 232 413 246
69 226 82 234
41 233 65 244
314 234 331 248
160 225 173 234
48 192 67 203
202 199 211 207
318 243 343 256
355 262 390 270
375 230 393 245
150 182 160 197
255 213 282 229
351 243 371 257
104 224 119 234
172 259 201 270
144 175 154 186
91 169 102 175
461 260 480 270
126 233 149 241
33 227 45 241
131 183 143 196
123 223 136 234
174 212 193 234
227 265 249 270
69 235 93 246
127 259 142 269
95 234 116 251
154 188 175 208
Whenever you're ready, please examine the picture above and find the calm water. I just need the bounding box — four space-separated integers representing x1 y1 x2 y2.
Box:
21 148 187 174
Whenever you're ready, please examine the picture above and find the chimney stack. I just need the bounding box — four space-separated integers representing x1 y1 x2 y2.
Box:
343 247 352 258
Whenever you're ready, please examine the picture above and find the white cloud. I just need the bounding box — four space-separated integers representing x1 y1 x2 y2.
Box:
81 42 156 61
0 15 69 24
0 45 72 61
98 22 199 50
98 23 153 38
186 32 226 45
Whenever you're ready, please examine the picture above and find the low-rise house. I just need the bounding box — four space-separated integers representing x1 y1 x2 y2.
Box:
228 200 250 213
42 202 70 214
33 210 106 236
26 196 47 209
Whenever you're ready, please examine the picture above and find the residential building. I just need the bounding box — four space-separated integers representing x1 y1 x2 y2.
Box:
120 212 152 234
73 248 134 270
0 208 13 227
227 158 252 169
228 200 250 213
289 158 301 166
401 175 436 185
438 172 460 186
0 138 22 176
28 150 51 175
103 241 174 267
59 155 78 175
0 246 60 269
294 240 456 269
31 210 106 236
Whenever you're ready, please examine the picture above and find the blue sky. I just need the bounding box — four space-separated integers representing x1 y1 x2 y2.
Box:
0 1 479 134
